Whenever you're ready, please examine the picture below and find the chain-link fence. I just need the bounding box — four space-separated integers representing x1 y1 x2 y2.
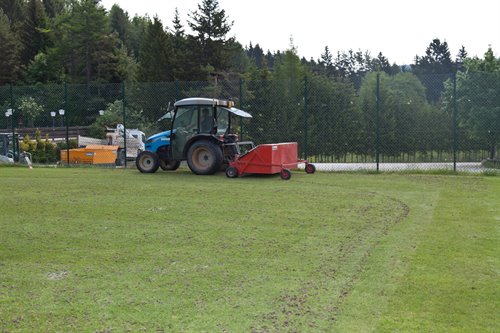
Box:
1 71 499 172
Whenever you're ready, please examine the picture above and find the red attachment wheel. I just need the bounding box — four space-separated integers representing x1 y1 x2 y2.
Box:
280 168 292 180
225 166 239 178
305 163 316 174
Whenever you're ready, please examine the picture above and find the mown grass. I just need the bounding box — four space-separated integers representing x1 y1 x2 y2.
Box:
0 167 498 332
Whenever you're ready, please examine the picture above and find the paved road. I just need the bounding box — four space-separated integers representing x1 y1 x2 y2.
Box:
300 162 497 173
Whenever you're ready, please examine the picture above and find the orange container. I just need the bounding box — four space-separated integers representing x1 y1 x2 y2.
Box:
60 145 118 165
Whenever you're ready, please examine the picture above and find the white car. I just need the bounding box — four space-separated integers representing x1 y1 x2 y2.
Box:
0 154 14 163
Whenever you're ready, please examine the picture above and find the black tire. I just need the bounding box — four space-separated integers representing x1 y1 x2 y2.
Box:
187 140 223 175
115 148 125 166
225 166 239 178
280 168 292 180
159 159 181 171
305 163 316 174
136 150 159 173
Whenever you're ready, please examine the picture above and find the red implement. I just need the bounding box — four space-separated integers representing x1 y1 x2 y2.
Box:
226 142 315 180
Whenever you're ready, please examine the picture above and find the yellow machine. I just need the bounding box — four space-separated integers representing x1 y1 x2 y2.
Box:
60 145 119 165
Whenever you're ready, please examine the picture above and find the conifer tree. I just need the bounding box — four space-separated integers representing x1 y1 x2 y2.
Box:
247 42 264 68
188 0 233 73
0 8 21 83
0 0 24 25
20 0 49 65
172 7 183 38
109 4 132 52
456 45 468 64
41 0 64 18
320 45 334 77
55 0 121 82
138 16 173 82
413 38 454 102
414 38 453 74
129 15 148 59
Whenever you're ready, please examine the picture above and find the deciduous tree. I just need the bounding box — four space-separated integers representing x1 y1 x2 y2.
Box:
443 47 500 158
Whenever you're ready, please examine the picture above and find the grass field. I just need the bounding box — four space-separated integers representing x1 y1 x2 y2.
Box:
0 167 498 332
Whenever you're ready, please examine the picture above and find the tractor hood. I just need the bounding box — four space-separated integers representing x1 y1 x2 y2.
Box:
221 107 252 118
146 130 173 142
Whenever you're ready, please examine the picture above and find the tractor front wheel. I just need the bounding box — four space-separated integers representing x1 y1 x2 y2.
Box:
136 151 159 173
187 140 223 175
159 159 181 171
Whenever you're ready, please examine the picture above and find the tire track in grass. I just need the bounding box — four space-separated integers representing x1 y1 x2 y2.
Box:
328 195 410 321
251 187 410 332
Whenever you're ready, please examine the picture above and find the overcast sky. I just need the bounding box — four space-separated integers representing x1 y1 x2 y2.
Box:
100 0 500 65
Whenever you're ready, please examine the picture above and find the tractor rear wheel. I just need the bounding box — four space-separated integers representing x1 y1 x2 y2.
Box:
187 140 223 175
136 151 159 173
159 159 180 171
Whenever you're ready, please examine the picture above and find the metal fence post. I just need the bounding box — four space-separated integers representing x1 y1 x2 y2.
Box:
122 82 127 168
239 78 244 141
10 83 16 161
376 73 381 172
303 76 308 160
452 71 458 172
175 80 180 101
65 83 69 165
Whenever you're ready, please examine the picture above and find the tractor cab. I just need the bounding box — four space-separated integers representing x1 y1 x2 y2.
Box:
137 98 253 175
169 98 249 160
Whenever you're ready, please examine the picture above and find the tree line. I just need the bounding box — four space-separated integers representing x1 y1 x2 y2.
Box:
0 0 483 85
0 0 245 84
243 47 499 161
0 0 498 160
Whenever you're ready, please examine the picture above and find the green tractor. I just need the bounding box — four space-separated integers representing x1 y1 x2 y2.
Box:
136 98 253 175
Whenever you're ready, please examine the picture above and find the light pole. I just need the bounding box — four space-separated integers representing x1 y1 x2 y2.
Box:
6 108 15 160
5 109 12 128
58 109 65 127
50 111 56 141
51 111 56 128
59 108 69 164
